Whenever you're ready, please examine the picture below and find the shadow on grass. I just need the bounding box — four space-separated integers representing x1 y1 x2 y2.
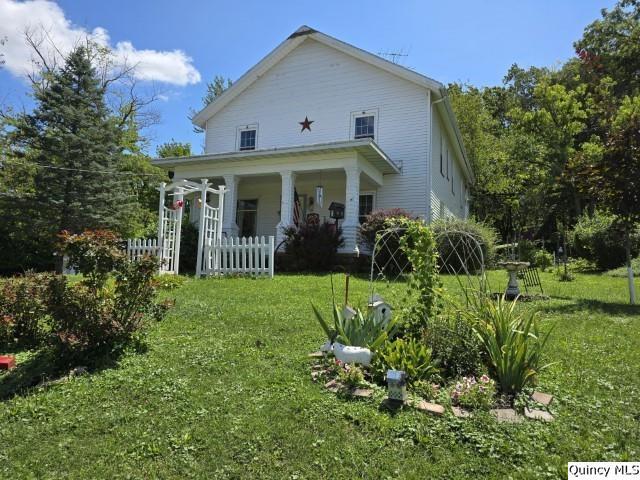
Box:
0 343 142 401
537 297 640 317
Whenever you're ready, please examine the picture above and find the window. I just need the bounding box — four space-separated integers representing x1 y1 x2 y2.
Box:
446 148 450 180
351 109 378 140
354 115 375 139
236 199 258 237
239 129 256 151
451 163 455 195
440 135 444 176
359 193 375 224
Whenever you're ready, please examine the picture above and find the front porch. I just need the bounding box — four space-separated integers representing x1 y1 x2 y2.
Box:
152 139 399 253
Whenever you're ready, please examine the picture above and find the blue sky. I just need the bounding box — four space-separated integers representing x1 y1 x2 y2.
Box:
0 0 616 155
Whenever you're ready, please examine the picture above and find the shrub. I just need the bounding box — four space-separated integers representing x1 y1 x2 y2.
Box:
0 272 54 349
311 303 397 350
431 218 497 273
283 221 344 271
359 209 415 276
570 211 640 270
532 250 554 271
373 337 438 386
59 230 126 288
399 220 441 338
359 208 415 249
567 257 597 273
450 375 496 410
607 257 640 277
50 230 170 358
464 295 552 396
424 312 484 378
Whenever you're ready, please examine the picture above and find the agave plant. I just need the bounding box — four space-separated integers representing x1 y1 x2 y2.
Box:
464 295 553 396
311 303 398 351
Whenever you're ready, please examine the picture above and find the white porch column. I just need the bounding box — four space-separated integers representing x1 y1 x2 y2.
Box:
222 174 239 237
276 170 296 246
341 165 361 253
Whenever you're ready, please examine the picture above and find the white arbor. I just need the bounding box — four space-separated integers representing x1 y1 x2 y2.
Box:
157 179 226 276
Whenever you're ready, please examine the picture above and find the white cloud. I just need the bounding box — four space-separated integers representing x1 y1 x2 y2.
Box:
0 0 201 85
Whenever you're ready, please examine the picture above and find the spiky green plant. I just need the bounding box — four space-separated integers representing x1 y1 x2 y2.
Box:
311 303 398 351
464 295 553 395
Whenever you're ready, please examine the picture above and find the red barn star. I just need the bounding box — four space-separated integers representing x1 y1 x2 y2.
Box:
299 116 314 132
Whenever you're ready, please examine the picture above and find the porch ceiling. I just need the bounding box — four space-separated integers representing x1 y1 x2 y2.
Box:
151 138 400 175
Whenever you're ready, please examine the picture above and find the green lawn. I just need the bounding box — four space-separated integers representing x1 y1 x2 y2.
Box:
1 271 639 479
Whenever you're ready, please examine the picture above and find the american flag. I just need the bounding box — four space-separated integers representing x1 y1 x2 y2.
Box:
293 188 301 226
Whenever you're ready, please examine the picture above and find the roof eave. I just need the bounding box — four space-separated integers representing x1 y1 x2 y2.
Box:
151 139 399 174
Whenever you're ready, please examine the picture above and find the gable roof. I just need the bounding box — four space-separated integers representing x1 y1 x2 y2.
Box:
191 25 474 183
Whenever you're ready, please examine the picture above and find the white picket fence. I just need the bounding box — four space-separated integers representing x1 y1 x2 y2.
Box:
126 238 160 261
127 235 275 278
204 236 274 278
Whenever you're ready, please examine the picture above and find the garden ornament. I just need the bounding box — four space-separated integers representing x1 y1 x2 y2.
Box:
333 342 373 366
387 369 407 402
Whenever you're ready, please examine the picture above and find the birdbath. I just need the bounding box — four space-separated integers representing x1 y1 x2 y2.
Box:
497 261 530 300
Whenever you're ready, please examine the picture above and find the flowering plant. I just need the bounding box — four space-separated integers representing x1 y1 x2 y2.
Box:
450 375 495 410
335 361 365 388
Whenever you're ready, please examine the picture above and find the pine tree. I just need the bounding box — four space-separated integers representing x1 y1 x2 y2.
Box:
11 45 135 264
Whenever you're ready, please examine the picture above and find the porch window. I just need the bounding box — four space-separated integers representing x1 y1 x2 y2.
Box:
359 193 375 224
239 129 256 151
236 199 258 237
354 115 375 139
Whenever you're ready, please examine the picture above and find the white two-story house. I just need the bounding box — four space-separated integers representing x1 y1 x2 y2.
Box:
152 26 473 254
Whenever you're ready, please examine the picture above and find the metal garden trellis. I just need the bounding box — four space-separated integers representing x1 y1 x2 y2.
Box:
368 225 490 301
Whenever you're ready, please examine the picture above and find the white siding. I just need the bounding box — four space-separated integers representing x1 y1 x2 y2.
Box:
204 38 430 218
430 106 467 220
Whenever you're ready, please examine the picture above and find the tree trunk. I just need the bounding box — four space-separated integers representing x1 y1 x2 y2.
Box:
625 228 636 305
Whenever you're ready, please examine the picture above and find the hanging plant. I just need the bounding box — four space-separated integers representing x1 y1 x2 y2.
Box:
171 200 184 210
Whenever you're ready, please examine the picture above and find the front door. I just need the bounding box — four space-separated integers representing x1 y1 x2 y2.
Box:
237 199 258 237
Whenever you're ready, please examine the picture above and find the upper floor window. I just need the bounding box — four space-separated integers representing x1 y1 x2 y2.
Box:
351 109 378 140
237 124 258 151
355 116 375 139
239 129 256 151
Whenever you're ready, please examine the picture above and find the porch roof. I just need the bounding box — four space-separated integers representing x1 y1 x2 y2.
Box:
151 138 400 175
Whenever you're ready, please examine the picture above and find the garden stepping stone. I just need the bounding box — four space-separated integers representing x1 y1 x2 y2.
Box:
531 391 553 406
348 388 373 399
524 408 554 422
311 371 321 382
451 406 472 418
324 379 341 393
308 351 324 358
414 400 445 416
491 408 523 423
